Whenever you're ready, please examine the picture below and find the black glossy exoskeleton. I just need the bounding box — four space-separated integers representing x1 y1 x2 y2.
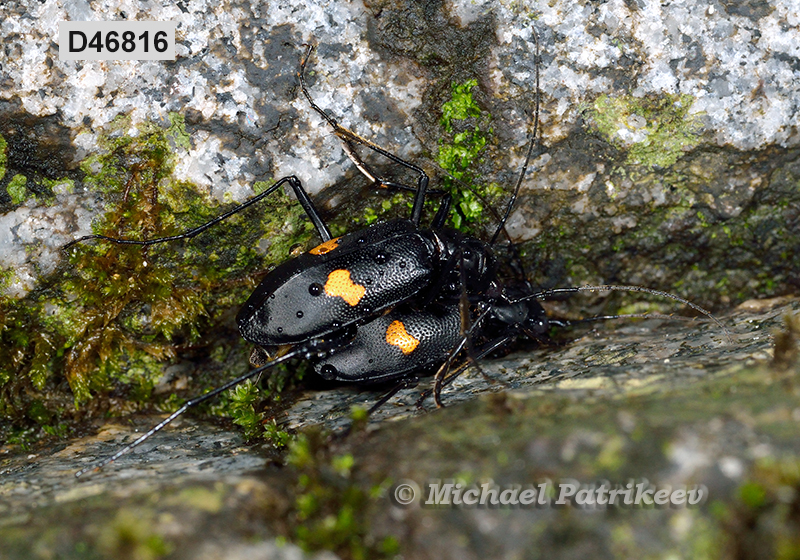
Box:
69 36 551 475
232 44 525 388
70 33 726 476
238 219 439 347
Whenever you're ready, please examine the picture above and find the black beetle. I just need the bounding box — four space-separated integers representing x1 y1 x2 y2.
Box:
69 33 727 476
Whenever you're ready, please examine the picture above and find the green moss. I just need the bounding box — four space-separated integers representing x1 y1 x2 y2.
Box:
356 192 410 227
226 379 264 440
435 79 502 231
41 177 76 194
7 174 29 204
440 79 482 133
286 430 395 560
587 93 702 168
0 115 310 439
264 418 292 448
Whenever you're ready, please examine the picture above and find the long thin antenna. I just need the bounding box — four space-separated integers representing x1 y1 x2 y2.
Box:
75 348 303 477
491 23 541 245
521 284 733 344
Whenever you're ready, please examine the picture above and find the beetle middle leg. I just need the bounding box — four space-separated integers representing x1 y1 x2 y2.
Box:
63 175 333 250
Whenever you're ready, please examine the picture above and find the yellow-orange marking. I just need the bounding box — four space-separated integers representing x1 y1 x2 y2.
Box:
324 269 366 306
309 237 341 255
385 320 420 355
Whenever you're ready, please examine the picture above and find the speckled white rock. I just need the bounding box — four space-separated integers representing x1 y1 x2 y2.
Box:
1 0 798 295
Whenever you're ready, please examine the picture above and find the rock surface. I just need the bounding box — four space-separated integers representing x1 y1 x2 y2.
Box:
1 0 799 558
3 298 799 559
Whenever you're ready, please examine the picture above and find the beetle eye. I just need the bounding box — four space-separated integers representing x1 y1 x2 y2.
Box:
308 283 323 296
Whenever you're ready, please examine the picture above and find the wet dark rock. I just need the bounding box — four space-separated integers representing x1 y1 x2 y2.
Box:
1 0 799 557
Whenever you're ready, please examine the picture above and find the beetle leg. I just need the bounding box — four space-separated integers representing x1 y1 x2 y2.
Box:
63 175 332 249
74 346 303 477
365 375 420 416
431 193 452 230
75 326 358 477
299 44 435 226
413 330 517 410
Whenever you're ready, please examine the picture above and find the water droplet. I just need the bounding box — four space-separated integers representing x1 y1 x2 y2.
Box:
296 310 304 318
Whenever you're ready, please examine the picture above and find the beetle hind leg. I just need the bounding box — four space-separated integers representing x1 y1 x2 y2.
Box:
299 44 439 227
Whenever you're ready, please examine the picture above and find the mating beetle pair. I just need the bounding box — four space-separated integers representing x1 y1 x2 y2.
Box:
240 41 555 393
71 34 724 476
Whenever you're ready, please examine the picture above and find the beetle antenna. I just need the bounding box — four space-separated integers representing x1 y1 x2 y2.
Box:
490 23 541 246
74 349 304 477
521 284 733 344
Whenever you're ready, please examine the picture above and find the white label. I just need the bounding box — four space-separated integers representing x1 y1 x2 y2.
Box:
59 21 176 61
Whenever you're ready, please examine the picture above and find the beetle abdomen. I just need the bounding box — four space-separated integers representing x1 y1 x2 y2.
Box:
314 303 462 383
237 219 436 346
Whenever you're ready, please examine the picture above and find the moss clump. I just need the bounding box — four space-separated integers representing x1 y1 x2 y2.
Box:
286 430 396 560
435 79 503 231
587 93 702 168
7 173 29 204
215 377 292 448
0 114 311 442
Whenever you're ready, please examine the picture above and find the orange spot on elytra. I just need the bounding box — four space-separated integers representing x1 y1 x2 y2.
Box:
309 237 341 255
324 269 366 306
385 320 420 355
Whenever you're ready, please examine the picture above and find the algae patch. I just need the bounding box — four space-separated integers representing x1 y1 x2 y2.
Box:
587 93 702 167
